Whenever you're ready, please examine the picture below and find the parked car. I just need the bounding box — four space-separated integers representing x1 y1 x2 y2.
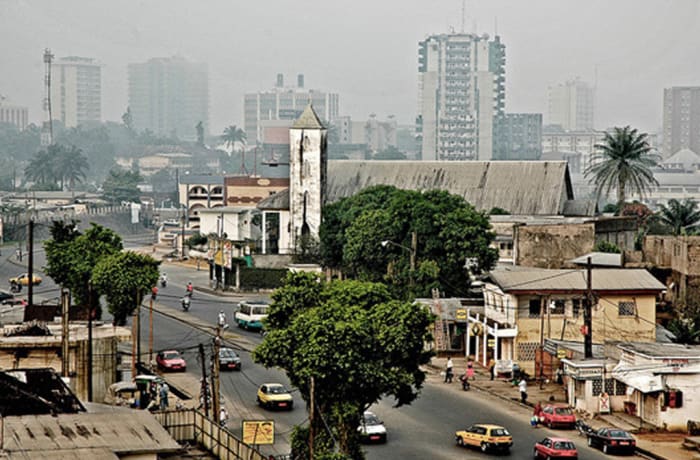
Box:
156 350 187 372
8 273 42 286
541 404 576 429
358 411 387 443
218 347 242 371
257 383 294 410
587 427 636 455
455 424 512 453
534 437 578 459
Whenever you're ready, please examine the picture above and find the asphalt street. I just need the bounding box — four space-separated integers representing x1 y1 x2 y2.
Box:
0 235 642 459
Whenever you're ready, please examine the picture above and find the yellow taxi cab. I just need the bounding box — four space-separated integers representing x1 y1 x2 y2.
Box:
9 273 42 286
256 383 294 410
455 423 513 453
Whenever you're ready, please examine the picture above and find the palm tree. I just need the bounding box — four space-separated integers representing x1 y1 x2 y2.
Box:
24 146 59 188
656 198 700 235
57 145 89 190
584 126 659 210
221 125 247 174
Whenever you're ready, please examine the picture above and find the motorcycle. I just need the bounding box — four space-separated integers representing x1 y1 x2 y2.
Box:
575 419 593 437
181 295 191 311
160 277 167 287
459 374 471 391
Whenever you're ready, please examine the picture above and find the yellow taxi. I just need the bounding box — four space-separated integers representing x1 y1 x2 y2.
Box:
256 383 294 410
455 423 513 453
9 273 42 286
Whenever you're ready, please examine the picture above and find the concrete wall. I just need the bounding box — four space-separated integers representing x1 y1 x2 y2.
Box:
515 223 596 268
643 235 700 308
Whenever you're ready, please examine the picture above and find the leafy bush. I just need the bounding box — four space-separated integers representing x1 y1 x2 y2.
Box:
594 240 621 254
240 267 288 290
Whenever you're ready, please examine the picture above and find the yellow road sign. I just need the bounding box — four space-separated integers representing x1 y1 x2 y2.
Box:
242 420 275 445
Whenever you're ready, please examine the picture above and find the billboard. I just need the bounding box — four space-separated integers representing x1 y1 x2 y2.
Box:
242 420 274 445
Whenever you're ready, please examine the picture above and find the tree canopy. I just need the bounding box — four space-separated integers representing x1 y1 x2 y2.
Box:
584 126 659 209
102 168 142 203
44 222 123 318
319 185 498 298
253 272 434 458
656 198 700 236
92 251 160 325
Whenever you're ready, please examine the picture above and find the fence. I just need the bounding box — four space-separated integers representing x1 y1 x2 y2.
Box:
154 409 267 460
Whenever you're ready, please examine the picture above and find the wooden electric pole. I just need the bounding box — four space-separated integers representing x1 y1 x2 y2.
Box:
136 290 142 367
309 376 315 460
584 257 593 359
199 343 209 418
149 294 154 366
211 330 221 422
87 282 93 402
27 219 34 308
60 288 70 377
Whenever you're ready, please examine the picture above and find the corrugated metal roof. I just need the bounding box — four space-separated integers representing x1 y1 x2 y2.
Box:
489 267 664 292
618 342 700 359
570 252 623 267
326 160 572 215
7 447 118 459
1 411 181 455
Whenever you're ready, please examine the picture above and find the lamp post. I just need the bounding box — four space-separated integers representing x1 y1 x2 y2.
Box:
381 232 417 287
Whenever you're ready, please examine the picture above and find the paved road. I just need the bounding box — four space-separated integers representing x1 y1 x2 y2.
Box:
0 238 640 459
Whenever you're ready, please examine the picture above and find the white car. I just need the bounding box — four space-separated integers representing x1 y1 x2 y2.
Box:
358 411 387 443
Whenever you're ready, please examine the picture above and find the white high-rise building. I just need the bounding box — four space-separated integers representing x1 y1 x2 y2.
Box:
547 78 595 131
416 33 506 161
244 74 339 144
50 56 101 128
662 86 700 158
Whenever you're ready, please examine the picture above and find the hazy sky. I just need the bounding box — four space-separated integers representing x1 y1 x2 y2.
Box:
1 0 698 135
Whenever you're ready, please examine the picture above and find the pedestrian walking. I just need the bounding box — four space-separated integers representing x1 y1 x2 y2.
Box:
219 407 229 427
159 382 169 410
488 358 496 380
218 310 228 329
466 359 475 380
518 377 528 404
445 357 454 383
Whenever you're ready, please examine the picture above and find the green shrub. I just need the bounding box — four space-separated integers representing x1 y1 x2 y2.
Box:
240 267 288 290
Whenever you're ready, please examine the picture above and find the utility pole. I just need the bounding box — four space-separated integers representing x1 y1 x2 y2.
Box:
539 296 546 388
309 376 315 460
27 219 34 308
136 290 142 367
61 288 70 377
199 343 209 418
584 257 593 359
87 282 93 402
180 207 186 260
410 231 417 273
211 331 221 422
149 293 154 366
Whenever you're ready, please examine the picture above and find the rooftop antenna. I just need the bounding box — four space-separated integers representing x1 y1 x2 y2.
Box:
42 48 54 146
494 16 498 36
461 0 466 33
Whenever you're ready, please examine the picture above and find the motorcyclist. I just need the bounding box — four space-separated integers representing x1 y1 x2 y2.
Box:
160 273 168 287
181 295 191 311
186 281 193 296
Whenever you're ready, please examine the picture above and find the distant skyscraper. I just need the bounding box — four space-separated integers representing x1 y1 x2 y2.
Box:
128 56 209 140
0 100 29 130
663 86 700 158
547 78 595 131
416 33 506 161
49 56 101 128
244 74 339 143
495 113 542 160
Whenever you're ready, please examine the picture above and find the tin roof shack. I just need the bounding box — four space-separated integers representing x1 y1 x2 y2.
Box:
483 267 664 377
1 410 181 460
612 342 700 431
0 368 85 415
0 322 130 403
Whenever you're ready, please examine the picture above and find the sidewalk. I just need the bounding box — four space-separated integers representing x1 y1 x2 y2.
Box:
428 356 696 460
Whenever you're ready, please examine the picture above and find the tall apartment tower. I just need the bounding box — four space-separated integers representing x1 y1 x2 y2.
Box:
663 87 700 158
547 78 595 131
416 33 506 161
244 74 339 143
128 56 209 140
49 56 101 128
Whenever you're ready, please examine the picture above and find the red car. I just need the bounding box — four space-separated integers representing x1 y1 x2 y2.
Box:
540 404 576 429
534 437 578 459
156 350 187 372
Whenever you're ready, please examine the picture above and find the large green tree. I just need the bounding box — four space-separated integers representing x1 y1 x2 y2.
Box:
44 222 123 318
584 126 659 210
92 251 160 325
254 272 433 459
320 186 498 298
656 198 700 236
102 168 142 203
221 125 246 152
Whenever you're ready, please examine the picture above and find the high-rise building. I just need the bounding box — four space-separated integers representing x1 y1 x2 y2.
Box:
0 100 29 130
662 86 700 158
547 78 595 131
244 74 339 144
128 56 209 140
495 113 542 161
49 56 101 128
416 33 506 161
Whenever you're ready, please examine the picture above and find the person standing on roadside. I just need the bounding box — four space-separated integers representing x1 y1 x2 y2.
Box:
488 358 496 380
518 377 528 404
466 359 475 380
445 357 454 383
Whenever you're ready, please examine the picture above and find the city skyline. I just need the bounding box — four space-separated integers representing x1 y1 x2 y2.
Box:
0 0 698 136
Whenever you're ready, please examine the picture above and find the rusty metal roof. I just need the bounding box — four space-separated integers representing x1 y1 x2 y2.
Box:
326 160 574 215
1 411 181 456
488 267 665 292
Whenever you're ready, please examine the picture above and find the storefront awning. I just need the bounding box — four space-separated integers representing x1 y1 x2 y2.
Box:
612 369 663 393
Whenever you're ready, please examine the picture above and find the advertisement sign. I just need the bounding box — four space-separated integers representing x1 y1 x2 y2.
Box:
455 308 467 321
242 420 274 445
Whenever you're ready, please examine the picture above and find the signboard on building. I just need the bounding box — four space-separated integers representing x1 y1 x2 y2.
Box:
455 308 467 321
242 420 274 445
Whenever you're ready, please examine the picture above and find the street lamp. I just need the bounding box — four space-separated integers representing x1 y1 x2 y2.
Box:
381 232 417 285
